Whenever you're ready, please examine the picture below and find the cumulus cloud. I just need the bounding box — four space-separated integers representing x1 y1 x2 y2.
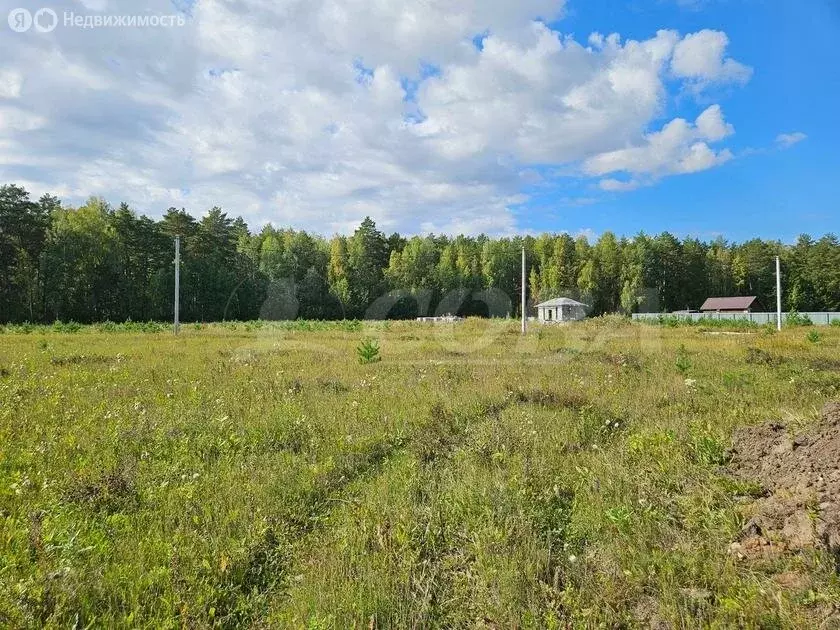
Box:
414 26 683 165
776 132 807 148
0 0 753 233
671 30 752 86
584 105 734 190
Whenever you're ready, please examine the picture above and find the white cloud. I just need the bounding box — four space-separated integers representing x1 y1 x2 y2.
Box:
0 69 23 99
414 26 683 165
0 106 45 133
776 132 807 148
695 104 734 141
0 0 752 233
671 30 752 86
599 178 641 192
584 105 734 183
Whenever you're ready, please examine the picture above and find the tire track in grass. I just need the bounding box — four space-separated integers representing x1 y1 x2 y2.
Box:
211 388 600 628
208 395 516 627
400 393 557 627
208 435 406 627
404 388 600 628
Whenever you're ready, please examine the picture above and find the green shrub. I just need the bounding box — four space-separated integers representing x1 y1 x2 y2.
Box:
807 330 822 344
651 315 759 330
141 321 165 333
785 310 812 327
52 320 83 333
356 338 381 364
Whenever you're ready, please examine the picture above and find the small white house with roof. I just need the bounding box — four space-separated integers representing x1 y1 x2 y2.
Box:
536 297 589 323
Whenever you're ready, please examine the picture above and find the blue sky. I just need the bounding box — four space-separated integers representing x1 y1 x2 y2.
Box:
0 0 835 241
524 0 838 241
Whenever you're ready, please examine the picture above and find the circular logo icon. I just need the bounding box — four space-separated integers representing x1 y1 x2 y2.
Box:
34 8 58 33
8 8 32 32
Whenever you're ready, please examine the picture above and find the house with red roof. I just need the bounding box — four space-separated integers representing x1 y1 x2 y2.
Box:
699 296 761 313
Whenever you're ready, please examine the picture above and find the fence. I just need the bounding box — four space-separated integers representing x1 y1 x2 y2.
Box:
632 312 840 326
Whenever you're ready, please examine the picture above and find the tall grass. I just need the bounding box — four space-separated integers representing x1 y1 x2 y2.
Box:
1 320 838 627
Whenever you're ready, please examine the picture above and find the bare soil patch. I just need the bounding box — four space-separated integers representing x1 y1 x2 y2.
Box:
727 402 840 562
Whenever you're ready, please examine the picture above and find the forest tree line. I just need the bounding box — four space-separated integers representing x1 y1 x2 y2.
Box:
1 184 839 324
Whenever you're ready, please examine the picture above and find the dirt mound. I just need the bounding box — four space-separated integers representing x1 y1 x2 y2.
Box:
727 402 840 561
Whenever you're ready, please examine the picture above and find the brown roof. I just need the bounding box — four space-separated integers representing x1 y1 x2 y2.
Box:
700 296 758 311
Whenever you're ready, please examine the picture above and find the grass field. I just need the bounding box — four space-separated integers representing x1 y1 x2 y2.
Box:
1 319 839 628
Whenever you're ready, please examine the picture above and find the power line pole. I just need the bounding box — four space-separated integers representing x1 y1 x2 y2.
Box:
776 255 782 331
174 236 181 336
521 246 527 335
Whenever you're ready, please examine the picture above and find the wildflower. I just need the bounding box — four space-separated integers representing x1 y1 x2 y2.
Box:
684 378 697 388
568 555 577 564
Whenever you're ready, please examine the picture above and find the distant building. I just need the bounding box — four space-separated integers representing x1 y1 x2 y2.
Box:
699 296 760 313
536 298 588 323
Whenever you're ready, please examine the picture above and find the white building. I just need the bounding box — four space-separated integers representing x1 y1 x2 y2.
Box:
536 297 589 323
